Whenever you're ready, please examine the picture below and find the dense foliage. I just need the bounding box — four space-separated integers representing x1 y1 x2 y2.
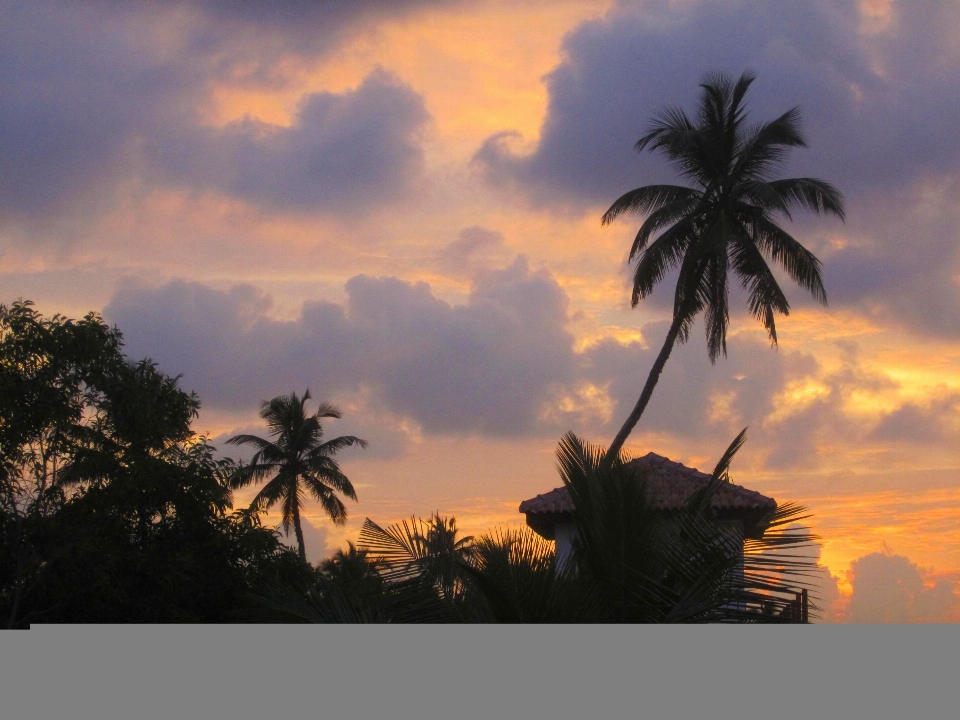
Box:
265 431 819 624
0 302 314 627
1 299 819 625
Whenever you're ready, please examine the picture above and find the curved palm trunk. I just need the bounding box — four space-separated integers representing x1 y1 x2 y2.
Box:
291 487 307 563
604 315 684 464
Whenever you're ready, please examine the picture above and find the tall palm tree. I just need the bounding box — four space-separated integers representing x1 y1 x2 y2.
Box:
601 71 845 461
227 390 366 562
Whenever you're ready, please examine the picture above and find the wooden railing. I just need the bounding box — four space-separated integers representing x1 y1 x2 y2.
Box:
779 589 809 623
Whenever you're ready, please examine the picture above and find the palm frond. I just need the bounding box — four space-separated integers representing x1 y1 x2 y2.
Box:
752 214 828 304
702 236 731 361
669 249 711 342
768 177 845 220
729 235 791 345
628 196 703 261
229 461 279 489
459 528 568 623
601 184 698 226
711 427 748 482
316 486 348 525
224 433 278 451
631 217 697 305
728 71 757 127
359 517 430 584
732 107 806 181
249 475 289 521
302 461 357 500
309 435 368 457
736 179 795 219
311 401 343 420
301 468 357 501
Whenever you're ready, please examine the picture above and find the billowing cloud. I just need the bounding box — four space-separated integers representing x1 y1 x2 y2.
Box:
150 69 430 212
870 393 960 445
436 226 507 277
105 256 577 436
820 178 960 337
580 322 799 443
0 1 199 219
104 258 952 465
759 340 896 469
840 551 960 623
478 0 960 204
757 526 842 623
475 0 960 337
758 537 960 624
0 1 431 223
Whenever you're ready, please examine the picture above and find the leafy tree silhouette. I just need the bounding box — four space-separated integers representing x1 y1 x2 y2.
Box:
1 301 312 625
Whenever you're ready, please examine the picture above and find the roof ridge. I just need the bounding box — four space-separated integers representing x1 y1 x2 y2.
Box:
519 456 776 516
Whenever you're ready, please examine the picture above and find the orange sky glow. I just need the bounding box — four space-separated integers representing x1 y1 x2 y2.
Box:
4 0 960 621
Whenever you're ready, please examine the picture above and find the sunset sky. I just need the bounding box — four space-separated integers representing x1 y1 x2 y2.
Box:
3 0 960 621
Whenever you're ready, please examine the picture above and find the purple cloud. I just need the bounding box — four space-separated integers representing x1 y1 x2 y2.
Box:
478 0 960 205
842 552 960 623
105 257 576 436
0 2 432 221
149 69 430 212
475 0 960 337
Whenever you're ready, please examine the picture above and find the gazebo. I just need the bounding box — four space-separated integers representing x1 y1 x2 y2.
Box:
519 451 778 568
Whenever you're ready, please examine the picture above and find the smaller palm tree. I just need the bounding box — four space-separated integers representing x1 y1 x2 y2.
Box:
227 390 366 562
359 513 475 603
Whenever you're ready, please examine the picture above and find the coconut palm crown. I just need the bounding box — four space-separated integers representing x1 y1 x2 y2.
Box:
227 390 367 561
602 71 845 460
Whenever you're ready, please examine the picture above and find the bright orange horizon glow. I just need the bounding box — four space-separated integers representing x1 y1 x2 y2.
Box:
7 0 960 621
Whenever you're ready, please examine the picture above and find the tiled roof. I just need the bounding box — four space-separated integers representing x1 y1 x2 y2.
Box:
519 452 776 515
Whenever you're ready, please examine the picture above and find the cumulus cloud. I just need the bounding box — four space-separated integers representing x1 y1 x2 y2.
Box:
436 227 507 277
757 340 893 469
840 551 960 623
478 0 960 204
0 1 432 222
821 178 960 337
150 69 430 212
105 257 578 436
579 322 798 442
475 0 960 337
757 526 842 623
758 536 960 624
104 256 854 454
0 1 198 219
870 393 960 445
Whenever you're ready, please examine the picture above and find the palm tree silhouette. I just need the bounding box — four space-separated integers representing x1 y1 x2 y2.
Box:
359 513 475 604
349 431 820 623
227 390 367 562
601 71 844 461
